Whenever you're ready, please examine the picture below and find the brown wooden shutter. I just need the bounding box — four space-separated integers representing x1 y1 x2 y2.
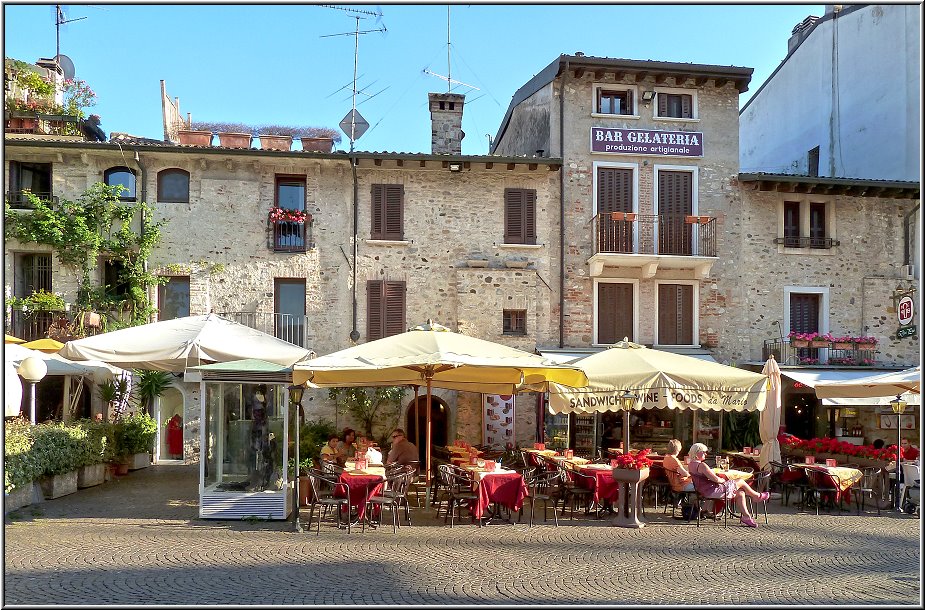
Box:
783 201 800 247
504 188 536 244
383 281 406 337
371 185 384 239
367 280 383 340
789 294 820 334
809 202 825 248
523 189 536 243
657 93 668 117
658 171 693 255
598 283 633 344
658 284 694 345
681 94 693 118
384 185 403 240
597 168 633 214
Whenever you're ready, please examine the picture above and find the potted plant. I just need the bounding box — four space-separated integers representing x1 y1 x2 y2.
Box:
8 290 67 314
190 121 252 148
133 369 173 418
255 124 298 151
268 207 310 224
832 336 855 350
854 336 878 350
611 447 653 528
787 331 814 348
177 128 213 146
810 332 834 348
114 413 157 471
293 126 341 153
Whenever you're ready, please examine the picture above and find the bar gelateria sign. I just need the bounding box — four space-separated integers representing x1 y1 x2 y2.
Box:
591 127 704 157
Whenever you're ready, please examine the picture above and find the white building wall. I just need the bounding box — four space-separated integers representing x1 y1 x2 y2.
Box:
740 4 921 181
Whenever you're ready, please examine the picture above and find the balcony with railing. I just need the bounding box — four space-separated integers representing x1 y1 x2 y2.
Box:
762 339 877 367
5 191 58 210
216 312 309 349
5 112 82 137
588 213 718 278
267 208 312 253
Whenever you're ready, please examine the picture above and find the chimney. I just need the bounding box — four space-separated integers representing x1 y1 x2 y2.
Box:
428 92 465 155
788 14 820 53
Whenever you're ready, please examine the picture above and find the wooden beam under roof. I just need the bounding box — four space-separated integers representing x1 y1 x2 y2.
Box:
485 162 493 169
573 66 586 79
507 163 515 170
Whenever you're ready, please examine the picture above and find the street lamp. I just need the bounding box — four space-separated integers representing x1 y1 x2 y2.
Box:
289 384 305 532
890 395 908 510
618 390 639 453
17 357 47 425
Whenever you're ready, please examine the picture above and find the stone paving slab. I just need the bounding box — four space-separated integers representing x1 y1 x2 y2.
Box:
3 464 921 606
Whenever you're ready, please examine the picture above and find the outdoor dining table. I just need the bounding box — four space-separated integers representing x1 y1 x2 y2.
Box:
459 465 528 521
576 463 621 506
337 466 385 523
796 463 863 492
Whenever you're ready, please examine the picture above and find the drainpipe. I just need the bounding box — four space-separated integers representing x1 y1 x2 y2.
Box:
558 60 568 349
349 153 360 343
903 203 919 267
133 148 152 322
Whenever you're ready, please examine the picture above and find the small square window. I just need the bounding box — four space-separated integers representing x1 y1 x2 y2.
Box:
597 89 633 115
503 310 526 335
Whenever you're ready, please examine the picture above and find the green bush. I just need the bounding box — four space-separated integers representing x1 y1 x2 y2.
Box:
299 418 338 465
31 423 86 477
113 412 156 458
75 418 114 465
4 420 41 494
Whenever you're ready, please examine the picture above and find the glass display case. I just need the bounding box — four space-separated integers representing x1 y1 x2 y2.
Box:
571 413 598 455
544 413 570 451
200 381 290 519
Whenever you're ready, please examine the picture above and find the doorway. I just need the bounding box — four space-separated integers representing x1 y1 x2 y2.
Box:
784 392 817 440
157 387 185 462
406 395 449 450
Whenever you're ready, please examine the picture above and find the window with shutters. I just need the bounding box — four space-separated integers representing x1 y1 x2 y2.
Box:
503 188 537 244
371 184 404 240
104 166 137 201
595 281 634 344
655 167 694 256
367 280 406 340
654 89 696 119
502 309 527 335
594 163 637 254
11 253 53 340
776 198 837 252
595 87 635 116
787 289 828 364
656 283 695 346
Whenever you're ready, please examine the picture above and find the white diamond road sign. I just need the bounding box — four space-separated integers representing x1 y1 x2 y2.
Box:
339 109 369 141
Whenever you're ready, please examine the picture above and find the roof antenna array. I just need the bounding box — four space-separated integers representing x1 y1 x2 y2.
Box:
423 6 479 93
54 5 87 64
320 5 387 152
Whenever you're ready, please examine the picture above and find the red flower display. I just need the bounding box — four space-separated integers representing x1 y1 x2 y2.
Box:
268 207 309 224
613 448 653 470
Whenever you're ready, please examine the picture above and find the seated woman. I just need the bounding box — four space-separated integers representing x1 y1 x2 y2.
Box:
687 442 768 528
335 428 357 466
320 435 340 461
663 439 694 492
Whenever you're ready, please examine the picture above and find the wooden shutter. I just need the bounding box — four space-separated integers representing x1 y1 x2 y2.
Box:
371 185 403 240
598 283 633 344
783 201 800 247
658 284 694 345
504 188 536 244
789 294 820 334
367 280 406 340
597 168 633 215
809 202 825 248
657 93 668 117
9 161 20 192
681 94 693 118
658 171 693 255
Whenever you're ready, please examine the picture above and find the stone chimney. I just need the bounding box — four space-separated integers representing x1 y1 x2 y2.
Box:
428 92 465 154
788 14 820 53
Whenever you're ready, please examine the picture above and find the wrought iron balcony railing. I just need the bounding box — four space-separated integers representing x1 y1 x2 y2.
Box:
216 312 309 348
773 236 840 249
762 338 877 366
269 221 310 253
5 191 58 210
593 213 717 257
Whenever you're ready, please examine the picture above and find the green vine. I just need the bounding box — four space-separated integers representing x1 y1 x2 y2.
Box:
4 183 168 326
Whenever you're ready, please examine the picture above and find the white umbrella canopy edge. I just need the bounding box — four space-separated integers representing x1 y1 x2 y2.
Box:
813 366 921 399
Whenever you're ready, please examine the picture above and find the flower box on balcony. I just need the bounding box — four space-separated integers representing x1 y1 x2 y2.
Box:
855 343 876 350
300 137 333 153
790 339 809 348
809 340 832 348
833 342 854 350
217 132 252 149
259 134 293 151
177 129 213 146
684 215 699 224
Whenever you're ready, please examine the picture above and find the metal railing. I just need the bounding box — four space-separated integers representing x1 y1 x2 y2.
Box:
762 339 877 366
269 221 310 253
773 236 840 249
593 213 717 257
5 112 81 136
216 312 309 348
5 192 58 210
6 310 57 342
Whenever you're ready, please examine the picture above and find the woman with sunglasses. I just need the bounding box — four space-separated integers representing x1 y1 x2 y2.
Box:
687 442 768 528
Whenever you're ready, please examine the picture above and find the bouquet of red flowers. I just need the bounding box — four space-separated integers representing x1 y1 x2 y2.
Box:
612 448 653 470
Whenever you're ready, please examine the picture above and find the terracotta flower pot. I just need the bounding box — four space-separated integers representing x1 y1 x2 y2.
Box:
259 134 293 151
300 137 333 153
218 132 252 149
177 129 213 146
855 343 876 350
790 339 809 348
833 342 853 350
810 340 832 348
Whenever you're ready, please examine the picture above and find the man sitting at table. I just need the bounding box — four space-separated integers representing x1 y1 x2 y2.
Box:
385 429 418 468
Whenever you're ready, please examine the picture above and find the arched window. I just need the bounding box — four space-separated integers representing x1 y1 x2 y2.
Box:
103 166 136 201
157 168 190 203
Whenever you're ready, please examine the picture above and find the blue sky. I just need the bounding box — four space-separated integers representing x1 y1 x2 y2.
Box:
3 3 825 155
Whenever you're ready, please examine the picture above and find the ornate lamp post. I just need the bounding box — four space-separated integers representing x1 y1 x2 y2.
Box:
289 384 305 531
17 357 47 425
618 390 639 453
890 395 908 510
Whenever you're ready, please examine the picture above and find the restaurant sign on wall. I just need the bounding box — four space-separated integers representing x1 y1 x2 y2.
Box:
590 127 704 157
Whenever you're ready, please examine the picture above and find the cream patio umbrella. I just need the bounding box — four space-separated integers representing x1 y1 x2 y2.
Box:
291 321 589 488
547 339 769 454
813 366 921 399
60 314 313 372
758 355 782 469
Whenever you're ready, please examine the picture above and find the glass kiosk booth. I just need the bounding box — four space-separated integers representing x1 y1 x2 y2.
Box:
198 372 292 520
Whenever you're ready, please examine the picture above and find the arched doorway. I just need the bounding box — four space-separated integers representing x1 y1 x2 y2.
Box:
406 395 449 450
157 387 185 462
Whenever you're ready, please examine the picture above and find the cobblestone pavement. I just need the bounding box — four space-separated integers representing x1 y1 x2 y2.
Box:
3 464 921 606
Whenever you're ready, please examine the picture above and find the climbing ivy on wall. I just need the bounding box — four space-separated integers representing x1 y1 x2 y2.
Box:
4 183 168 326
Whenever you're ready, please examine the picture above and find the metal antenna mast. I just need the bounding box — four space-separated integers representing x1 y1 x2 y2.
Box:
320 5 386 152
55 5 87 61
424 6 478 93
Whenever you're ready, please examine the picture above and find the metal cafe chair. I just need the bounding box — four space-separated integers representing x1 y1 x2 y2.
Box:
305 469 352 535
746 469 772 525
437 464 479 527
854 466 884 516
365 470 411 533
520 468 563 526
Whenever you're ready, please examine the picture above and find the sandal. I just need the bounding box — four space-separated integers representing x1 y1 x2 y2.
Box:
757 492 770 502
740 516 758 528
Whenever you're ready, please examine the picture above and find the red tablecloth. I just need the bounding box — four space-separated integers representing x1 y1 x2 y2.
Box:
577 465 620 504
337 472 384 521
472 472 528 519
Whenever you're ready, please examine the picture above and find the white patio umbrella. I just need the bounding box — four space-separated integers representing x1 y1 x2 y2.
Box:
60 314 313 372
813 366 921 399
758 355 782 469
5 359 24 417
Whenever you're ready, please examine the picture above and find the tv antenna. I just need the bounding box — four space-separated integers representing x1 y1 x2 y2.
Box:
423 6 479 93
54 5 87 63
320 5 387 152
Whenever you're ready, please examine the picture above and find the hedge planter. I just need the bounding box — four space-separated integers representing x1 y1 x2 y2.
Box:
77 463 106 488
4 482 36 514
217 132 252 149
177 129 213 146
259 134 293 151
124 452 151 471
39 470 79 499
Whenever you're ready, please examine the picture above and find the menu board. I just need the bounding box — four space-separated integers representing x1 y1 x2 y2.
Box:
483 394 515 448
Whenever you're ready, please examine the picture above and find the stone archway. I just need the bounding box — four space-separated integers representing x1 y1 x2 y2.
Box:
406 395 449 450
